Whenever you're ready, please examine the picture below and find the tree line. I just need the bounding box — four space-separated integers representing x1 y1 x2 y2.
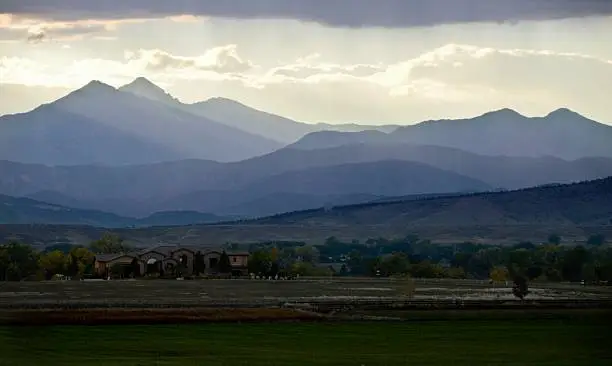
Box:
1 232 610 284
243 234 611 284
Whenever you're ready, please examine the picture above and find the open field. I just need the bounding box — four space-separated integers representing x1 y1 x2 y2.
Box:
1 278 611 309
1 315 610 366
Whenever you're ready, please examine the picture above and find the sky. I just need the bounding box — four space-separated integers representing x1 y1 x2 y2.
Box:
1 0 611 125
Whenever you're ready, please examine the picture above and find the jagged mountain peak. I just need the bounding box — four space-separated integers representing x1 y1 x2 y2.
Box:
118 77 178 104
545 107 581 118
78 80 116 93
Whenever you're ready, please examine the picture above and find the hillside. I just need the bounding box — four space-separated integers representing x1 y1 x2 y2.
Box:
0 194 227 227
2 177 611 247
255 177 612 227
155 160 488 216
244 144 612 190
290 108 612 160
2 142 612 217
240 160 490 197
0 194 133 227
0 80 281 165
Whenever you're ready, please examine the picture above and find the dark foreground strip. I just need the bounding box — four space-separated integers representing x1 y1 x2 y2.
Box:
0 307 325 326
1 307 610 326
2 297 612 310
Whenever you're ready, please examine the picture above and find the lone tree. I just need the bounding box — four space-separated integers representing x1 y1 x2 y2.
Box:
194 251 206 275
548 234 561 245
90 232 130 254
130 258 140 278
66 253 80 279
109 263 124 279
218 250 232 273
512 276 529 300
587 234 605 247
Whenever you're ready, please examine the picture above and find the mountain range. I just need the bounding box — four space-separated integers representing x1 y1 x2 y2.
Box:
2 177 611 247
1 77 612 221
2 140 612 217
119 77 400 143
291 108 612 160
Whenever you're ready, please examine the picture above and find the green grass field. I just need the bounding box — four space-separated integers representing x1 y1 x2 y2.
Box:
0 318 609 366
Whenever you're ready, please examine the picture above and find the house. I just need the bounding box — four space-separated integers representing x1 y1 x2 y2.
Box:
93 245 249 278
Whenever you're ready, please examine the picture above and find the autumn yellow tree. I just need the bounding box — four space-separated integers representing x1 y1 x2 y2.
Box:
489 266 509 283
64 247 95 277
39 250 66 279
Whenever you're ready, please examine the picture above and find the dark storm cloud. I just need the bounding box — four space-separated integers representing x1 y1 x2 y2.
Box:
2 0 611 27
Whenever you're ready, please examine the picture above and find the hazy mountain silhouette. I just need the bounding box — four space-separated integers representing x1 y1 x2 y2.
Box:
0 194 226 227
119 78 400 144
3 140 612 217
189 97 316 143
252 144 612 189
3 177 611 247
118 77 180 105
0 80 282 165
240 160 490 197
290 108 612 159
288 130 389 150
0 157 490 217
252 176 612 229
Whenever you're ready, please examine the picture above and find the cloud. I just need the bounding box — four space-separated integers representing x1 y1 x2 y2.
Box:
2 43 611 123
268 54 384 81
0 13 154 42
126 45 255 74
1 0 611 28
0 45 257 88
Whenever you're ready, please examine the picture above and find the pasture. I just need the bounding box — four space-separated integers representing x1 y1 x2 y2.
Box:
1 278 610 308
1 316 610 366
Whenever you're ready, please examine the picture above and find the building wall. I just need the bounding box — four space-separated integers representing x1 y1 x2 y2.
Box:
171 249 195 275
229 255 248 268
94 248 250 277
139 251 166 275
95 256 136 277
203 251 221 272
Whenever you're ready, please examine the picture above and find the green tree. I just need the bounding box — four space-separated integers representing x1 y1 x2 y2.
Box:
248 250 272 275
295 245 320 264
194 251 206 275
512 276 529 300
379 253 410 277
0 242 39 281
347 250 364 275
66 253 80 278
39 250 66 279
70 247 95 276
548 234 561 245
587 234 605 247
560 246 590 281
130 258 141 278
90 232 130 254
218 251 232 273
